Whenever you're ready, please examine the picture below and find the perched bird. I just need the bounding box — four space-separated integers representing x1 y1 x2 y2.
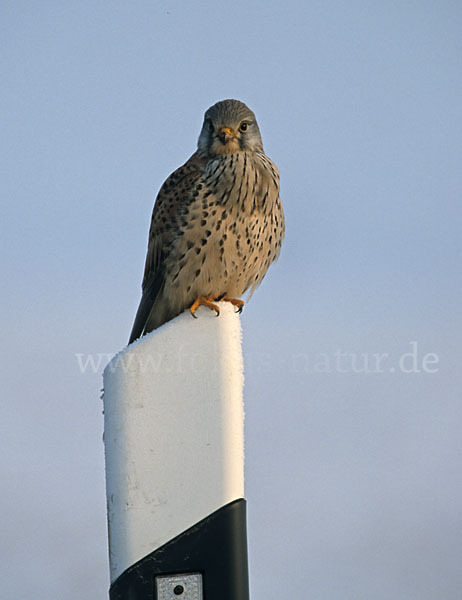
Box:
129 99 284 344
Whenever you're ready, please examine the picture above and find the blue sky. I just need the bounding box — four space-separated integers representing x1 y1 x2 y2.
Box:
2 2 462 598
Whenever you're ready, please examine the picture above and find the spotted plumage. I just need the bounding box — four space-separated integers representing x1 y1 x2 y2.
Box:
129 99 284 343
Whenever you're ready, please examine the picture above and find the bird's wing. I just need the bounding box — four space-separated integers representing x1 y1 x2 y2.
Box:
129 152 205 344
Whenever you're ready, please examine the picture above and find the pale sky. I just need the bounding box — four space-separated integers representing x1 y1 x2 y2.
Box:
2 2 462 598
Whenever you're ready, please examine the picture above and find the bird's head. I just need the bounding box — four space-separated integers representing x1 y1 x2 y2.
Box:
197 99 264 157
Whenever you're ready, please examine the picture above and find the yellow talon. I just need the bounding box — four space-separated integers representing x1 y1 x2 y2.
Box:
222 297 245 313
189 296 220 318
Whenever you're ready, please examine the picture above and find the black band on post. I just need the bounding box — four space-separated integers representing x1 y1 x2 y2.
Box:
109 498 249 600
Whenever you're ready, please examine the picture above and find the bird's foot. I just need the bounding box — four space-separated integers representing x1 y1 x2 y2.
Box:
222 297 245 313
189 296 220 319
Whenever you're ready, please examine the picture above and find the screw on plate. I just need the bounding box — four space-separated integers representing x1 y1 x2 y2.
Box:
156 573 203 600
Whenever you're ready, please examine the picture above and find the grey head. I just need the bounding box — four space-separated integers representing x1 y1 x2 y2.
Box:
197 99 264 157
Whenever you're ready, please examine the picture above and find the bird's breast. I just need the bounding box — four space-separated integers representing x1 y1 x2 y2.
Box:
162 150 283 310
203 152 279 213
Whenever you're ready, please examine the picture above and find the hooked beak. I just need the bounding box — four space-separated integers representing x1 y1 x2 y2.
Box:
218 126 235 144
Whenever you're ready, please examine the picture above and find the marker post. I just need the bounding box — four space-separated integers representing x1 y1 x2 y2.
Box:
103 304 249 599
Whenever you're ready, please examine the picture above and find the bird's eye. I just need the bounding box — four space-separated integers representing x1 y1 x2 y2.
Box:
239 122 249 132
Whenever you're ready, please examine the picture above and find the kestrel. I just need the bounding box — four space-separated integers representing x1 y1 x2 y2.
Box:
129 99 284 344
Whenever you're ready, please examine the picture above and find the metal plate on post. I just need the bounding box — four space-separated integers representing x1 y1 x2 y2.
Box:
156 573 203 600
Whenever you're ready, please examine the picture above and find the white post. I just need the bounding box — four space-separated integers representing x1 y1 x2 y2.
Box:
103 303 249 599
